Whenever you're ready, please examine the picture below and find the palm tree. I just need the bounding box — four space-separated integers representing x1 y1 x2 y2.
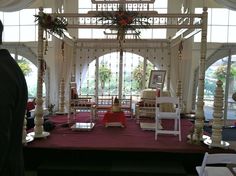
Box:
99 64 112 94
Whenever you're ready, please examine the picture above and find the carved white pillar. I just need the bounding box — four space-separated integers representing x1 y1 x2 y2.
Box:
119 47 123 99
176 40 183 113
176 80 183 110
193 7 208 142
58 78 66 113
72 38 77 81
210 80 224 148
167 38 171 91
67 82 72 124
31 7 49 138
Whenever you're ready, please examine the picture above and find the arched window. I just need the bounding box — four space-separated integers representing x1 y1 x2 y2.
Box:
204 55 236 120
10 53 46 98
79 51 156 102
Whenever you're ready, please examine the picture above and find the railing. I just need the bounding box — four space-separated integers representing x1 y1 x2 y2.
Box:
54 12 203 29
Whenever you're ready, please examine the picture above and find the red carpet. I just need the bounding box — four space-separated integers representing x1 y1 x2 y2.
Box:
26 113 212 153
24 113 236 176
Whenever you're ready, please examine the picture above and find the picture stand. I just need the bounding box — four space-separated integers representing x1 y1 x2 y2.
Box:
148 70 166 89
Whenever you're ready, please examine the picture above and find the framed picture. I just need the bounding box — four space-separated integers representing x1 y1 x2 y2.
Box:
148 70 166 89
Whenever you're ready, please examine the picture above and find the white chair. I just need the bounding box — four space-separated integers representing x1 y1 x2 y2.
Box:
119 96 133 118
68 82 95 122
71 97 96 121
196 152 236 176
95 96 113 118
155 96 181 141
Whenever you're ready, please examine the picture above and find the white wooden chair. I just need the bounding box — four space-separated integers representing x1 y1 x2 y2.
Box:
119 96 133 118
95 96 113 118
71 97 96 121
196 152 236 176
155 96 181 141
68 82 95 122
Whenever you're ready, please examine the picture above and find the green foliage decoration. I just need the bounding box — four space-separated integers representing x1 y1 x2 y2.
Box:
132 61 153 90
99 65 112 89
214 64 236 81
34 12 68 37
16 59 32 76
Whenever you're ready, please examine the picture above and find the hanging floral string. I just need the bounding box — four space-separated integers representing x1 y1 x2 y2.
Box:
178 40 183 58
34 12 68 37
61 41 64 61
41 59 47 76
44 33 48 55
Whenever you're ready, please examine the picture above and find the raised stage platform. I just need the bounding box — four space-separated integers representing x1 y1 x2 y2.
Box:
24 113 236 176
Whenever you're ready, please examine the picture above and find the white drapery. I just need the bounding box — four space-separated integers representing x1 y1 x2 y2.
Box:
51 38 73 110
215 0 236 10
75 48 94 93
0 0 35 12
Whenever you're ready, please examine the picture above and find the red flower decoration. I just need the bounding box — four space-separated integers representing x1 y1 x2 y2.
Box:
97 8 150 41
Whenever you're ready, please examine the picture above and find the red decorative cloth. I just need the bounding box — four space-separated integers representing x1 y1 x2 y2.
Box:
102 111 126 127
27 101 35 111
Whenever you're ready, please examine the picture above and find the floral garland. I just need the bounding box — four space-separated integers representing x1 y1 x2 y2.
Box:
97 8 150 41
34 13 68 37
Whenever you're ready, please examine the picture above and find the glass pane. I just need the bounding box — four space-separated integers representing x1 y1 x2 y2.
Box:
227 101 236 119
20 9 36 25
80 60 96 96
204 59 225 120
0 12 3 21
79 0 91 13
229 10 236 25
4 26 19 41
92 29 105 38
211 8 228 25
98 52 119 96
194 8 202 14
35 25 38 41
211 26 228 43
79 29 92 38
207 26 211 42
227 57 236 120
208 8 212 25
139 29 152 38
154 0 167 8
20 26 36 41
152 29 166 39
3 11 19 25
23 58 38 97
228 26 236 43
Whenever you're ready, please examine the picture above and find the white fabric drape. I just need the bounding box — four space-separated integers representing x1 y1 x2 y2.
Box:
75 48 93 93
215 0 236 10
51 38 73 111
0 0 35 12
